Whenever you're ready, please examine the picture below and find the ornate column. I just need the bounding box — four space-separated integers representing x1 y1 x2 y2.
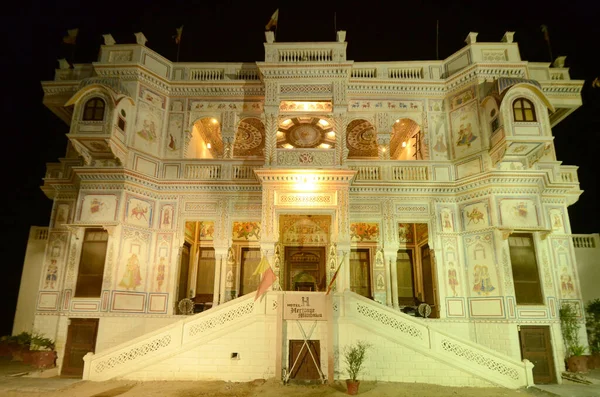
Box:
337 187 351 292
385 249 399 308
263 111 278 166
221 111 237 159
333 112 349 166
376 113 392 160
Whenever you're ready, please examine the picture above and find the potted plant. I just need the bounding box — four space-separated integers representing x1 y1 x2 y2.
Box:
586 299 600 369
342 340 371 395
560 303 588 372
0 332 56 369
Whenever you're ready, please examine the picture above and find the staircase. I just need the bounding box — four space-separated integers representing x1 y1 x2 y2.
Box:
82 291 533 388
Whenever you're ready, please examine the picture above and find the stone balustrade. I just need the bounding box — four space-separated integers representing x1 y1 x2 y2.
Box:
572 234 598 249
559 165 579 183
527 63 571 81
349 161 433 182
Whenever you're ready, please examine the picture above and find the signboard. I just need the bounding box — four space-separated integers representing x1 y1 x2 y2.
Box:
283 293 327 321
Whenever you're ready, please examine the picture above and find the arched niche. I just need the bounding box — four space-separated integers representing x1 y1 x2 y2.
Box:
346 119 377 158
390 118 427 160
234 117 265 158
186 117 221 159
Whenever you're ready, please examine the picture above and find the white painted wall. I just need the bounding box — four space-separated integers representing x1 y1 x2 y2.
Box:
573 234 600 303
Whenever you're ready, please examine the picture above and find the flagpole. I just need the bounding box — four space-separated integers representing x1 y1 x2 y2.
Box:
436 20 439 60
334 12 337 38
541 25 553 63
176 40 181 62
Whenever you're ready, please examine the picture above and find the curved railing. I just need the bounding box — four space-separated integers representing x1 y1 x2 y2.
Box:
343 291 533 389
83 294 261 381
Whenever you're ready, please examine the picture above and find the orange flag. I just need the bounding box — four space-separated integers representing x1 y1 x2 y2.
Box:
174 26 183 44
265 9 279 31
255 266 276 301
63 28 78 45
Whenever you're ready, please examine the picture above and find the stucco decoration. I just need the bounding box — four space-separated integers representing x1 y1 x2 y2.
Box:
277 117 334 149
346 119 377 158
234 118 265 157
279 215 330 245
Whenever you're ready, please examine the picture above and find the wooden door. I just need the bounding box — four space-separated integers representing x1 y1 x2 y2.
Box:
285 247 326 291
177 243 191 303
519 326 556 384
61 318 99 377
350 249 372 299
289 340 321 380
421 244 439 318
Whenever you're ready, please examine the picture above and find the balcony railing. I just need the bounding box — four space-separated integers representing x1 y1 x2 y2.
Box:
179 161 263 181
349 162 433 182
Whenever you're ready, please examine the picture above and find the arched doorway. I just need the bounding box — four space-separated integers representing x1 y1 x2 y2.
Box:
390 118 427 160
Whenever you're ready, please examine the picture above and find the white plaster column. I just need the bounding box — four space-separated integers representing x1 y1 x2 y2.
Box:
214 247 228 305
337 241 351 292
386 249 399 309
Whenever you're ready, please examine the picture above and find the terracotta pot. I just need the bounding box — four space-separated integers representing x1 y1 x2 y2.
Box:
28 351 57 369
10 346 28 362
589 353 600 369
346 379 360 395
567 355 588 373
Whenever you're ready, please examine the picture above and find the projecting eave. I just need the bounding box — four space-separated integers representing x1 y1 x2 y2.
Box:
539 79 584 127
41 81 79 125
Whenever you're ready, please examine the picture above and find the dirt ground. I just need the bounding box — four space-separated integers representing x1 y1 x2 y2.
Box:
2 378 548 397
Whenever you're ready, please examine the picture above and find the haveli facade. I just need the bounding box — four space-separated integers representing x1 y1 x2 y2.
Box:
16 30 586 386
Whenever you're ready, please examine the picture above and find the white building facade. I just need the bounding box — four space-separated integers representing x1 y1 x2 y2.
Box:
20 30 586 386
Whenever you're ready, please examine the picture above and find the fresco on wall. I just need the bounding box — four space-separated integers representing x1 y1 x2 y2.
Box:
499 198 539 228
450 87 475 110
350 223 380 242
415 223 428 244
559 267 577 298
440 208 455 232
430 114 449 160
133 100 163 156
125 196 154 228
116 228 151 291
428 100 444 112
450 101 481 158
198 222 215 240
465 233 499 297
447 261 459 297
185 221 195 242
348 100 423 111
398 223 414 243
279 215 330 245
43 232 68 290
53 203 70 228
552 238 578 299
159 204 175 230
462 201 489 231
232 222 261 241
153 233 172 292
79 194 118 222
139 86 166 109
165 113 183 158
549 208 565 233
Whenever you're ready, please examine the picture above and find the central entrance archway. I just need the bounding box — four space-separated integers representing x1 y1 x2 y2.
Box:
285 246 326 291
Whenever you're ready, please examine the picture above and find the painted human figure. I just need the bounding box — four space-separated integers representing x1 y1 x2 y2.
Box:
443 212 453 231
472 265 482 294
447 262 459 297
433 134 447 153
119 253 142 290
162 209 170 227
560 268 570 297
456 123 477 147
156 257 166 291
479 265 495 295
45 260 58 289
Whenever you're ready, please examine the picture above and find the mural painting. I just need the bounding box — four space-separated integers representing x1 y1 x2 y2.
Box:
279 215 330 245
43 232 68 290
116 228 151 292
79 194 118 222
125 196 154 228
552 238 578 299
153 233 172 292
198 222 215 240
447 261 459 297
430 114 449 160
462 201 489 231
450 87 475 110
440 208 455 233
159 204 175 230
185 221 195 242
549 208 565 233
133 100 163 156
464 233 499 297
398 223 414 243
350 223 380 242
499 198 539 228
450 101 482 158
232 222 261 241
53 203 70 227
165 113 183 158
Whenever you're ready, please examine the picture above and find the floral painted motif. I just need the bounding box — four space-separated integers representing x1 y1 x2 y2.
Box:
350 223 379 242
232 222 261 240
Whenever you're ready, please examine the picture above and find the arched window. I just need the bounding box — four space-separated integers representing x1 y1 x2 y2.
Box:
513 98 536 122
82 98 106 121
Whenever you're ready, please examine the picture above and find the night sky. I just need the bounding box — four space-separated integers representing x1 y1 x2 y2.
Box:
1 1 598 335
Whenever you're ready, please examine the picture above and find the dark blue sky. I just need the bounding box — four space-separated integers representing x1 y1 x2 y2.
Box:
1 0 598 334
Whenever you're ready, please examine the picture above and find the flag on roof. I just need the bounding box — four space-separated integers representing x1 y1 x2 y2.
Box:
63 28 79 45
265 9 279 31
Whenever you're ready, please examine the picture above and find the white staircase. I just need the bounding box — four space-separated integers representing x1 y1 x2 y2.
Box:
82 291 533 388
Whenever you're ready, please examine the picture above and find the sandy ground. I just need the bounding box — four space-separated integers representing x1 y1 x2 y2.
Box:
1 378 550 397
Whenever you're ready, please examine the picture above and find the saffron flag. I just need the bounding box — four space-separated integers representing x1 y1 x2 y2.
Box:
592 77 600 89
63 28 79 45
254 256 276 301
174 25 184 44
265 9 279 31
541 25 550 42
326 252 346 295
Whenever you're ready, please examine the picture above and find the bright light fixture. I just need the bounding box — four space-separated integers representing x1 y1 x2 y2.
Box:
318 119 330 127
327 131 336 138
283 143 294 149
281 119 292 126
401 141 407 148
207 143 212 149
320 143 331 149
211 118 218 124
276 131 284 136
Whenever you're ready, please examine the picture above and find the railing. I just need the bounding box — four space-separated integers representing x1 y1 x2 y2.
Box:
389 67 423 79
184 165 221 180
278 49 333 62
232 165 258 180
83 294 261 381
351 68 377 78
349 162 433 182
559 166 579 183
343 291 533 389
189 69 224 81
573 234 598 249
235 69 260 80
32 227 49 240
